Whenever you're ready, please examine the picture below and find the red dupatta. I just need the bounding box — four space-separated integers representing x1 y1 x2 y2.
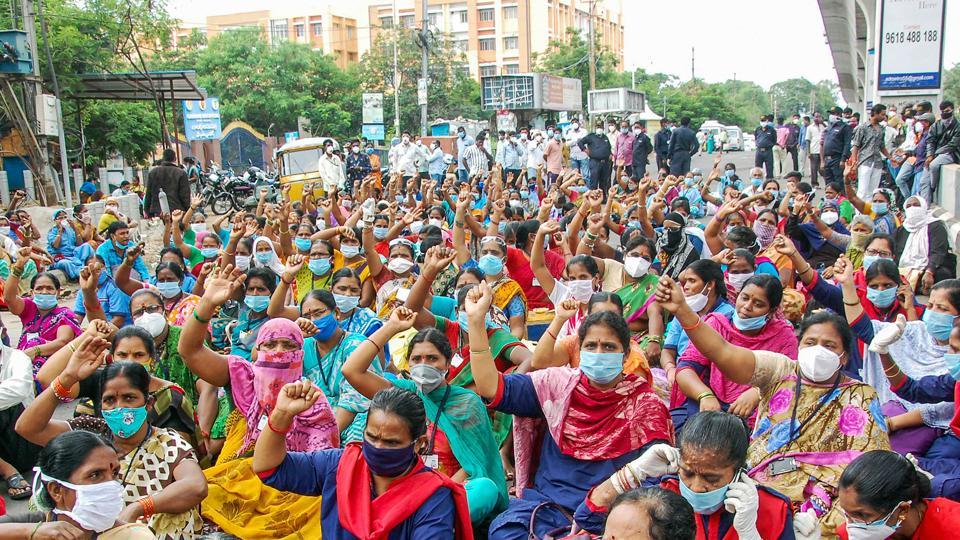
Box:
335 443 473 540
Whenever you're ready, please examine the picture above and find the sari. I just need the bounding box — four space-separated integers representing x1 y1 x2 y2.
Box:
393 379 509 520
616 274 659 322
164 294 200 327
490 277 526 317
302 332 376 444
746 350 890 537
16 298 81 377
202 320 340 539
512 368 674 497
374 272 416 318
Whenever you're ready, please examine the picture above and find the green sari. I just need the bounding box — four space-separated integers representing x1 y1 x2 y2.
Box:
392 379 508 514
615 273 660 346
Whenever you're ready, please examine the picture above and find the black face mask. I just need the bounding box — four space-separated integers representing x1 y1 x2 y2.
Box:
664 228 683 249
942 110 954 119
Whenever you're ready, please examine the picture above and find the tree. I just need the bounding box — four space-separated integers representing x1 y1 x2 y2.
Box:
769 77 838 120
359 28 481 137
943 63 959 105
533 28 620 104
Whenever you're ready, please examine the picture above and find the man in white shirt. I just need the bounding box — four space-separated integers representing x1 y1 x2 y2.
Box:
0 343 38 482
526 132 545 180
806 114 823 188
318 141 346 194
566 119 590 178
395 131 420 180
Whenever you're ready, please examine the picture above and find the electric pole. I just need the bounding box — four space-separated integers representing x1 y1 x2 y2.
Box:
587 0 596 91
691 47 695 80
392 0 400 137
21 0 54 203
419 0 428 136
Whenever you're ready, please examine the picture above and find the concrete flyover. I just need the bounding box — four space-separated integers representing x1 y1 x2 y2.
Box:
817 0 873 111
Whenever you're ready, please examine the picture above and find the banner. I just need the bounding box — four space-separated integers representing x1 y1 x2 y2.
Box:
182 98 222 141
362 93 384 124
878 0 945 91
362 124 385 141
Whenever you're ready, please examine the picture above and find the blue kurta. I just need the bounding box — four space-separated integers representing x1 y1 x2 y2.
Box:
263 449 456 539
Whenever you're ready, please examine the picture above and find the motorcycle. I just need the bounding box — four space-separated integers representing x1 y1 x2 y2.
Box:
197 164 238 216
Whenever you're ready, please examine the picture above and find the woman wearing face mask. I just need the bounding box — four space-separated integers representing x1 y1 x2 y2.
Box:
285 239 341 304
453 233 527 339
365 228 419 317
342 308 508 524
0 431 155 539
844 182 900 236
579 411 797 540
675 274 796 430
721 248 758 303
253 385 473 538
96 221 150 280
250 236 284 279
47 208 94 281
147 247 198 296
16 348 206 539
894 195 956 295
786 190 849 270
821 182 855 224
656 277 890 536
222 214 257 273
170 210 222 278
837 451 960 540
226 267 276 361
96 197 126 235
601 235 666 357
117 258 201 327
753 209 796 286
180 302 340 538
532 294 652 384
4 263 80 378
657 212 701 280
468 281 673 539
532 240 604 339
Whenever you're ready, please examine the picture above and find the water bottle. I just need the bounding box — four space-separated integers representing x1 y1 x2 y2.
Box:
158 188 170 215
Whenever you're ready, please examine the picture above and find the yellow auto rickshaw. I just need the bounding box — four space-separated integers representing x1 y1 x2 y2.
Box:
275 137 340 201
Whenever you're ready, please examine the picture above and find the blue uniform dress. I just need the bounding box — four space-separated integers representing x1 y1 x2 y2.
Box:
262 449 457 539
486 373 661 540
47 225 94 280
73 274 132 326
95 239 150 280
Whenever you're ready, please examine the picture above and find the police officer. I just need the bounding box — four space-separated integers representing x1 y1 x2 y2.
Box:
654 118 672 172
667 116 698 176
631 121 653 179
754 115 777 179
820 105 853 184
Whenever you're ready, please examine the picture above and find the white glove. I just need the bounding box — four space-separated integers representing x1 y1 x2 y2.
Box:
610 444 679 494
792 509 822 540
868 314 907 354
361 198 377 224
724 474 761 540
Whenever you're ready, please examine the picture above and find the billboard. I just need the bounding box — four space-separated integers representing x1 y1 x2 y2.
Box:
877 0 946 92
481 73 583 111
362 124 385 141
540 75 582 111
182 98 222 141
362 93 384 124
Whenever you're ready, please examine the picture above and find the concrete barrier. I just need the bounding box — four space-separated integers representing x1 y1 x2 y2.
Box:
932 163 960 253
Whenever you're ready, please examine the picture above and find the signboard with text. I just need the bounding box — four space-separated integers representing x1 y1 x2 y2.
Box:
182 98 222 141
540 75 582 111
362 124 385 141
362 93 384 124
878 0 945 92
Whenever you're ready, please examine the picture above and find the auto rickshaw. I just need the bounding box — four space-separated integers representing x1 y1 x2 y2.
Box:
275 137 340 201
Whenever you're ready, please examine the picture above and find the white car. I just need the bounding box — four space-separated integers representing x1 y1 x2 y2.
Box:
743 133 757 152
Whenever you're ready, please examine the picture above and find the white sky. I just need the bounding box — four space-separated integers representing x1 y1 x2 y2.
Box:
171 0 959 90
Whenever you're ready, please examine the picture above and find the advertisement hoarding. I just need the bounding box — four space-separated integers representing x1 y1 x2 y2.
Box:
362 93 384 124
182 98 222 141
877 0 946 92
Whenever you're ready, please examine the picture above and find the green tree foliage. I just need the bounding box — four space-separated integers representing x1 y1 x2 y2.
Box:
533 28 620 103
359 28 482 137
769 78 839 120
943 63 959 105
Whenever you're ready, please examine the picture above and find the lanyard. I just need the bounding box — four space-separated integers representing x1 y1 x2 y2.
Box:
314 332 345 390
425 385 452 455
788 373 842 443
120 426 152 487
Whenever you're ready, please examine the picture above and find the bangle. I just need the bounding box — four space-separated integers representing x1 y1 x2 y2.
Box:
52 377 74 402
193 311 211 324
883 362 902 376
545 329 558 340
647 335 662 345
364 337 381 354
67 342 77 353
12 267 23 278
680 317 702 331
137 495 156 518
267 415 291 435
843 298 859 306
798 264 813 275
585 231 598 240
469 348 491 356
29 522 41 540
696 390 716 403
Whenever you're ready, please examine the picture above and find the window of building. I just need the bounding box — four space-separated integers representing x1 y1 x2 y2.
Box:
455 10 468 24
311 22 322 36
503 63 520 74
294 23 305 38
269 19 288 43
478 37 495 51
478 8 494 22
348 52 358 62
400 14 415 28
379 15 393 28
457 66 470 79
503 6 518 19
454 39 468 52
503 36 518 49
428 12 441 27
347 26 355 38
480 65 497 78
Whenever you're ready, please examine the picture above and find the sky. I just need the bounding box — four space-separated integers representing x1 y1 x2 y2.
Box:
171 0 959 91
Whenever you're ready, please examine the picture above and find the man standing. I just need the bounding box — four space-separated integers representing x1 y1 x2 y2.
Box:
566 119 589 178
850 103 890 199
920 100 960 202
798 116 811 176
183 156 201 184
754 115 777 179
773 116 790 177
318 140 346 195
630 121 653 179
613 119 635 180
501 132 524 181
543 129 564 186
345 139 372 193
144 148 190 217
460 131 491 179
654 119 672 172
667 117 698 176
786 114 801 171
455 126 475 183
821 106 853 185
806 114 823 187
577 123 613 192
605 119 619 151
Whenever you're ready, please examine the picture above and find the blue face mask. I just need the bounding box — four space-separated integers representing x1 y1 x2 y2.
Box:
308 258 331 276
244 294 270 312
678 475 732 514
341 244 360 259
478 254 504 276
862 255 892 271
684 179 694 187
520 191 529 199
922 309 957 341
752 178 762 188
498 221 507 234
457 311 495 332
200 247 219 259
295 238 313 252
255 252 273 265
733 312 768 332
156 281 182 299
365 148 374 155
34 293 58 310
872 202 889 215
333 293 360 313
866 286 898 308
312 313 339 341
627 220 642 229
373 226 389 240
724 169 735 178
943 353 960 380
102 406 148 438
579 351 624 384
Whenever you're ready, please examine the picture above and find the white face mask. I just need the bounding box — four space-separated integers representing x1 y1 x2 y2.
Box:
623 256 651 278
134 312 167 338
844 503 905 540
797 344 841 382
35 470 125 533
572 123 579 129
409 221 424 235
915 122 924 134
428 218 444 228
727 272 755 291
820 211 839 225
234 254 251 271
387 257 415 274
685 284 711 312
565 279 596 302
402 136 410 144
190 223 207 233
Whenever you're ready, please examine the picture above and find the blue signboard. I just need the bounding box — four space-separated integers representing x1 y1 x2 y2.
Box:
362 124 385 141
284 132 299 143
182 98 222 141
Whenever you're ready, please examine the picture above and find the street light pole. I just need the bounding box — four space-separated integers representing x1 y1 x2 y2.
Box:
419 0 428 136
587 0 596 91
392 0 400 137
